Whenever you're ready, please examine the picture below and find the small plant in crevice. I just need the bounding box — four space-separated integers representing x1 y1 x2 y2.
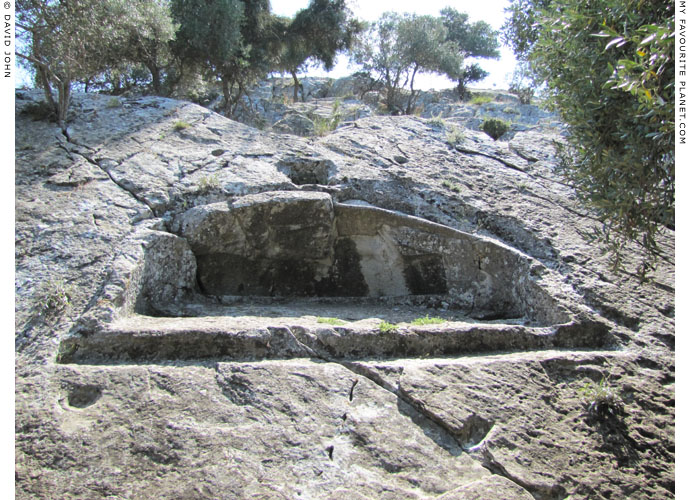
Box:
427 113 446 128
38 279 73 319
313 116 332 137
106 97 122 109
198 173 220 193
445 125 465 147
579 377 624 422
378 321 397 333
480 118 510 140
317 317 347 326
172 120 191 131
411 315 446 326
441 180 462 194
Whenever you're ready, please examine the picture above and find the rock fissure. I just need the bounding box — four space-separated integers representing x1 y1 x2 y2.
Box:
452 146 527 174
478 445 568 500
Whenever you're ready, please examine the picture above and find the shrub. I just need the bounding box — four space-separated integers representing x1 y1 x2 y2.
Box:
441 180 462 193
502 0 674 272
578 377 623 420
508 62 536 105
480 118 510 140
173 120 191 131
39 279 73 318
106 97 122 108
470 94 493 105
428 113 446 128
445 125 465 147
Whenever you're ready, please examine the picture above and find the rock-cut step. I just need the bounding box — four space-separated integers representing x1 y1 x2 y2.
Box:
57 191 612 364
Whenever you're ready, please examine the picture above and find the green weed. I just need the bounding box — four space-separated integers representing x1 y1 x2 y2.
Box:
39 279 73 318
198 173 220 192
378 321 397 333
578 377 623 419
470 95 494 105
445 125 465 147
317 317 347 326
428 113 446 128
441 180 462 193
106 97 122 108
173 120 191 131
411 315 446 325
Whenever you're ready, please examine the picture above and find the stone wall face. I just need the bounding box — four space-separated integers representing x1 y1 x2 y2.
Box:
15 86 674 500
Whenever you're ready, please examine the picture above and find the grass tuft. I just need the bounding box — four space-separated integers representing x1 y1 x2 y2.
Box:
445 125 465 147
173 120 191 131
470 95 494 105
317 317 347 326
411 315 446 326
378 320 397 333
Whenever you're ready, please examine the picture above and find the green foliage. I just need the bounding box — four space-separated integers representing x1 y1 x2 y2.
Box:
481 118 510 140
508 61 536 104
16 0 176 125
427 113 446 128
317 317 347 325
411 315 446 325
106 97 122 109
503 0 674 271
172 120 191 131
470 95 494 105
378 321 397 333
313 116 333 136
312 101 342 136
441 180 462 193
352 12 463 113
445 125 465 147
578 377 623 420
198 173 220 192
170 0 245 111
278 0 363 102
38 279 73 318
441 8 500 96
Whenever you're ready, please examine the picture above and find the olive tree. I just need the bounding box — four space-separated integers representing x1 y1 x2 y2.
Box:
277 0 362 102
352 12 462 113
503 0 674 272
16 0 176 128
440 7 500 97
170 0 245 112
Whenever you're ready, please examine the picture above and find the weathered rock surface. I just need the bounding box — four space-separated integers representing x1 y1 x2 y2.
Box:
15 83 674 499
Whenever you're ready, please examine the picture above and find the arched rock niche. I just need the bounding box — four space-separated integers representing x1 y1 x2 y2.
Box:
158 191 567 325
59 191 612 364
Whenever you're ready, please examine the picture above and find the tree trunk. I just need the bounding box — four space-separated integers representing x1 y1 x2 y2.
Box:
222 78 231 114
291 70 300 103
57 79 71 133
37 66 58 119
406 65 419 115
147 62 162 95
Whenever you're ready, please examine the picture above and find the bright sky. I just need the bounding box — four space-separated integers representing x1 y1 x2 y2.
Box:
272 0 517 90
